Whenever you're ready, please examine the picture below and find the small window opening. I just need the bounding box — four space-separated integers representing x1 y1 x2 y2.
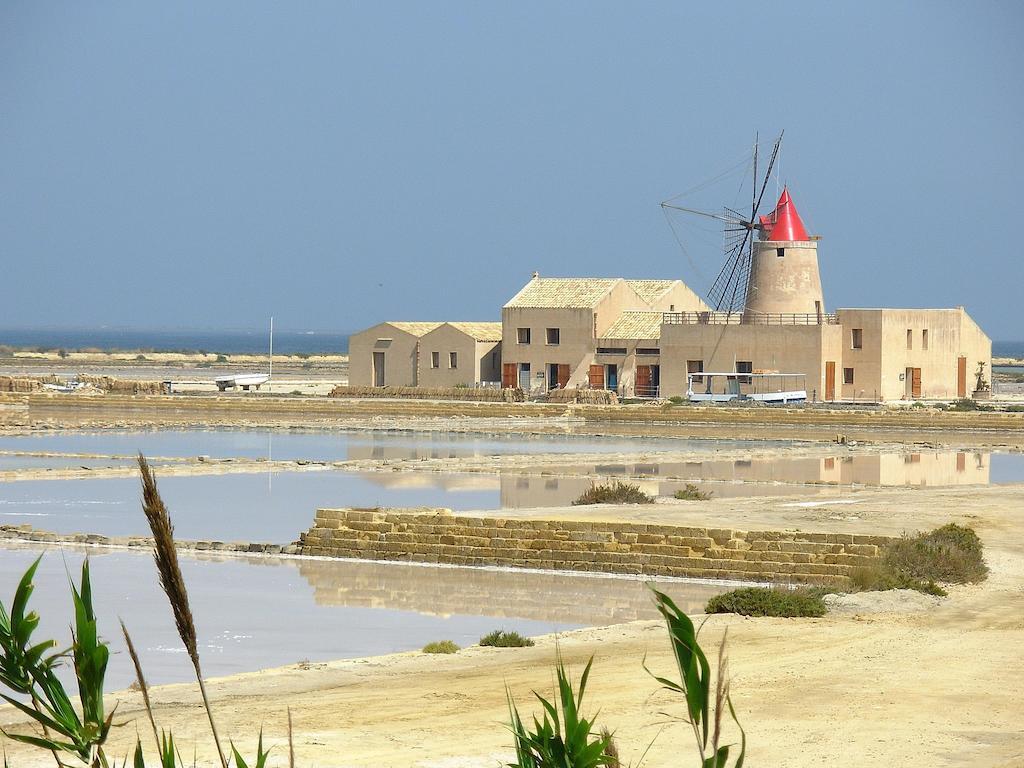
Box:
776 248 785 258
922 329 929 350
448 352 457 369
430 351 439 369
736 361 753 385
843 367 854 385
545 328 560 345
517 328 531 344
907 329 913 350
851 329 863 349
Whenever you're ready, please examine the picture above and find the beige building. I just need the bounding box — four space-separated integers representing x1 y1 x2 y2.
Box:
500 276 707 393
418 322 502 387
348 322 442 387
348 321 501 388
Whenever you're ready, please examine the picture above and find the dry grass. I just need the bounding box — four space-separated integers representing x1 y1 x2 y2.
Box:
139 454 229 768
572 481 654 506
850 523 987 596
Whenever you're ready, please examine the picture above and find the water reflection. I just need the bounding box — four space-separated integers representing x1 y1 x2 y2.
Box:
295 556 720 625
0 544 721 690
0 428 768 464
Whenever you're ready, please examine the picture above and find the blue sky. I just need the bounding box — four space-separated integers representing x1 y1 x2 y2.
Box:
2 2 1021 338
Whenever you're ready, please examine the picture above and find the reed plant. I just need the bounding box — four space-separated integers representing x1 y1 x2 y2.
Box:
1 558 114 767
507 655 616 768
648 586 745 768
138 453 228 768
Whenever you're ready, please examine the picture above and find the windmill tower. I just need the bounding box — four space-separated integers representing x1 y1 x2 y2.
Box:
662 133 826 322
743 187 824 320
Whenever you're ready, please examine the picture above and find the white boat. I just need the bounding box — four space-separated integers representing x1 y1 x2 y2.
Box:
214 318 274 392
42 381 87 394
215 373 269 391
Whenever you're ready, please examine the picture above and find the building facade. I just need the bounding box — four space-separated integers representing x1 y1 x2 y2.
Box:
348 321 501 388
347 189 991 402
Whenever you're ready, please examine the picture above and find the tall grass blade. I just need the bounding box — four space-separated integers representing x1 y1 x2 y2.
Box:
138 454 228 768
121 620 160 751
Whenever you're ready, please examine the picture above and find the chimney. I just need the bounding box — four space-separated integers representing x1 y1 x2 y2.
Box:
532 271 540 280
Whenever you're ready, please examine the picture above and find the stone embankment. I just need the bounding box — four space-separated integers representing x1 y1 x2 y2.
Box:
301 508 892 587
0 524 299 555
328 384 525 402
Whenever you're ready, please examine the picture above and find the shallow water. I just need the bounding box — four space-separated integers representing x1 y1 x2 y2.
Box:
2 450 1021 541
0 470 498 540
0 428 776 463
0 545 724 689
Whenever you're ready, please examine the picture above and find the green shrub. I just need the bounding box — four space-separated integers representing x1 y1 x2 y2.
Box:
422 640 460 654
480 630 535 648
572 481 654 506
135 354 147 361
884 523 988 584
215 354 229 362
705 587 827 618
848 564 947 596
673 483 712 501
849 523 986 596
948 398 990 412
667 395 685 404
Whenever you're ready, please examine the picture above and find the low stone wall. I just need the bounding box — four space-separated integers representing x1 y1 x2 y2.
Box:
547 388 619 405
328 385 524 402
301 508 893 587
0 524 300 555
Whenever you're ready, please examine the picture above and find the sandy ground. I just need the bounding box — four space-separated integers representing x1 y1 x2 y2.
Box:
1 483 1022 767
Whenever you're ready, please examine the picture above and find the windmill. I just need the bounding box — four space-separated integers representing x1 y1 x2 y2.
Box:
661 132 785 314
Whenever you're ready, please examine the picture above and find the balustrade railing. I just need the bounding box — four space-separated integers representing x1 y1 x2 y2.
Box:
662 311 838 326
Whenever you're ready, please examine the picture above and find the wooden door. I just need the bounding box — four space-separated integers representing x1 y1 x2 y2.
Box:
588 364 604 389
557 364 570 388
635 365 652 397
824 361 836 401
372 352 385 387
957 357 967 398
502 363 516 389
911 367 922 399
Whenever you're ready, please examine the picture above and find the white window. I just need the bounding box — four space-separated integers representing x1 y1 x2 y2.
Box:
430 351 439 369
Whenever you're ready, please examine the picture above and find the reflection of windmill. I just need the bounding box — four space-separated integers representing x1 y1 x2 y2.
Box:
663 132 821 318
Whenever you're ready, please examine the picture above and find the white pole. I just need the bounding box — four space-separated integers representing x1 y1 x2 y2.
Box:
269 316 274 393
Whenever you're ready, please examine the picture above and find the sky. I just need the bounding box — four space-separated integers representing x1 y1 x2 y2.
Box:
1 2 1022 339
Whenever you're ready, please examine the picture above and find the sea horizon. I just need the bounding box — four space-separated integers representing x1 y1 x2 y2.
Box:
0 326 1021 360
0 326 352 355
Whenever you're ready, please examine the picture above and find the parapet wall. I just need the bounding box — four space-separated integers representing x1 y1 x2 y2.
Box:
301 508 894 587
328 385 524 402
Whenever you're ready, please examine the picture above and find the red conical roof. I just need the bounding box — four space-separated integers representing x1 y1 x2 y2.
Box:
758 187 809 241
